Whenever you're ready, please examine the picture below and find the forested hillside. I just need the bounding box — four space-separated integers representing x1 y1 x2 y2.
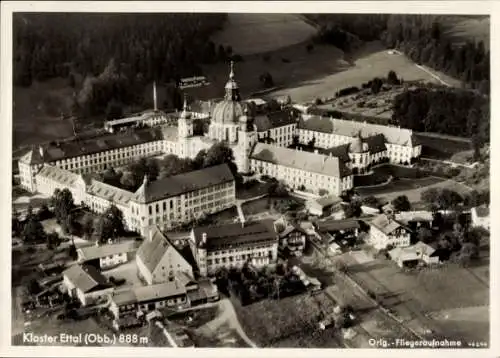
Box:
306 14 490 93
13 13 228 116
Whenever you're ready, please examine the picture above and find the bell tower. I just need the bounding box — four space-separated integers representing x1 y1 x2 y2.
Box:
224 61 240 101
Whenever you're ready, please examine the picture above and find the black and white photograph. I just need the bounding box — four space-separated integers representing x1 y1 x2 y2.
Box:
1 0 496 355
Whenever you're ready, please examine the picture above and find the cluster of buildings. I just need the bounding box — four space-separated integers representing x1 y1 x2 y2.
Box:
19 62 423 234
62 216 285 329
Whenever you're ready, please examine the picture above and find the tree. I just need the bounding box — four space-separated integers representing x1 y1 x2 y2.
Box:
416 227 434 244
68 244 78 260
268 180 288 198
343 200 362 218
458 242 479 266
204 142 236 171
193 149 207 170
291 135 300 147
421 188 440 208
259 72 274 89
28 278 42 295
82 213 94 239
46 231 62 250
105 100 124 120
371 77 383 94
51 188 74 225
437 189 463 210
307 137 316 150
361 196 381 209
120 171 137 191
96 205 125 243
387 70 399 85
391 195 411 212
22 216 46 243
102 167 122 187
62 212 76 235
159 154 194 179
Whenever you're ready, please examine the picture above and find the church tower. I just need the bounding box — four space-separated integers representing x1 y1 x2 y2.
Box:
236 106 257 174
178 95 193 139
224 60 241 101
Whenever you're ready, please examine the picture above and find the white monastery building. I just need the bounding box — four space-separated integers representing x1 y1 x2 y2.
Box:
18 61 423 232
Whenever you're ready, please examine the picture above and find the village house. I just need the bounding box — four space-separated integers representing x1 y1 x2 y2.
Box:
369 213 411 250
314 218 361 246
471 205 490 231
274 217 307 256
62 264 114 306
306 195 342 217
109 275 219 323
77 241 141 270
388 241 440 268
190 219 279 276
136 226 194 285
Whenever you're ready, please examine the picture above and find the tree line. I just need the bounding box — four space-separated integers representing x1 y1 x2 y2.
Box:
306 14 489 92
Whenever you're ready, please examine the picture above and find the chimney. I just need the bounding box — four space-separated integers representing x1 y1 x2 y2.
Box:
202 232 207 244
241 219 246 228
95 240 99 247
39 146 44 159
153 81 158 111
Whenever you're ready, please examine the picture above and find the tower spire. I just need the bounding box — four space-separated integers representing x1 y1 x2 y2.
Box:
153 81 158 111
229 60 234 80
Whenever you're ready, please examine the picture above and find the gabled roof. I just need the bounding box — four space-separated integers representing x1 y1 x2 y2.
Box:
192 219 277 251
132 164 234 204
136 227 192 274
36 165 82 187
316 219 360 233
250 142 351 178
297 116 419 147
253 111 296 132
32 126 171 163
389 241 436 261
319 144 351 163
87 179 134 207
112 280 187 306
63 264 111 293
370 214 408 235
20 147 44 165
78 241 140 262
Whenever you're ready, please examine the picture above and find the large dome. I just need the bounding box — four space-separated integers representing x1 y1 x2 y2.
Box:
211 100 244 124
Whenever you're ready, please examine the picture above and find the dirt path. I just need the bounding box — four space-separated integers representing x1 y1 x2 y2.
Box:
198 298 257 348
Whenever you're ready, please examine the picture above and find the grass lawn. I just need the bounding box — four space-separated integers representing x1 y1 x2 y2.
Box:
236 181 272 200
232 291 341 347
241 196 304 217
357 176 445 199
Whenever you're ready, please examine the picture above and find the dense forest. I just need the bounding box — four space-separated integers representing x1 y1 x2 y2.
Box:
13 13 228 115
307 14 490 93
392 87 489 159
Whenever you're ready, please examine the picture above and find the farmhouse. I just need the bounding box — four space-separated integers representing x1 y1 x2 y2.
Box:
389 241 440 268
369 213 411 250
274 217 307 256
314 218 360 246
190 219 279 276
62 264 114 306
471 205 489 231
77 241 140 269
136 227 194 285
306 195 342 216
109 276 219 320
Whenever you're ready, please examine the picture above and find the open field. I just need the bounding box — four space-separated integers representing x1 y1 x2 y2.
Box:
270 41 462 103
232 291 341 348
357 177 473 203
342 252 489 343
211 14 317 56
